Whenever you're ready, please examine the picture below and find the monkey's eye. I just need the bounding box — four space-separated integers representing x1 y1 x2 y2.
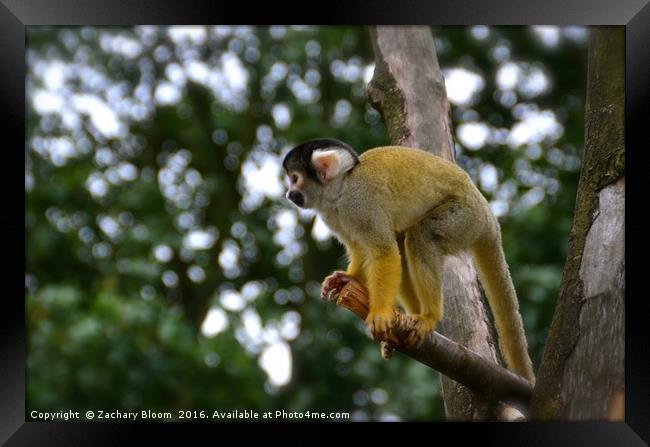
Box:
290 174 299 184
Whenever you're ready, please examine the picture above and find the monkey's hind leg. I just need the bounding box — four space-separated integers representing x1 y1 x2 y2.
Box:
401 199 485 348
397 232 421 315
402 228 444 348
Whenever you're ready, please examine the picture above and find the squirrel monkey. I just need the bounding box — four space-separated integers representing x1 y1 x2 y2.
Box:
282 138 535 383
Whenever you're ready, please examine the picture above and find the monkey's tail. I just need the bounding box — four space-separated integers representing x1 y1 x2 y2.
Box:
472 228 535 385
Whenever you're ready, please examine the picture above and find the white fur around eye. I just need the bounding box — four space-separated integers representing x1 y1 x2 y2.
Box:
289 172 303 187
312 148 355 181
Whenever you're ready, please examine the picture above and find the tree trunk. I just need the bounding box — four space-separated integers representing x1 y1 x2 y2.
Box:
531 26 625 420
367 25 503 421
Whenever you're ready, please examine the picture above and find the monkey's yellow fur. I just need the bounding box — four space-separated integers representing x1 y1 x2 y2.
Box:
286 143 534 383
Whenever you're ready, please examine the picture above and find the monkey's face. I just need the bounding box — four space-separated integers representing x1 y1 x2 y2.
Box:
282 138 360 210
283 154 324 210
284 170 311 208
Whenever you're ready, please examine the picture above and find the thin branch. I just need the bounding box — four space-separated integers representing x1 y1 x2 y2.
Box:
333 279 533 412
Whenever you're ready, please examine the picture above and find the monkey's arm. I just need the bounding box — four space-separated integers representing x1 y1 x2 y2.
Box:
321 241 366 301
345 243 366 280
322 238 401 340
363 241 401 340
344 208 403 338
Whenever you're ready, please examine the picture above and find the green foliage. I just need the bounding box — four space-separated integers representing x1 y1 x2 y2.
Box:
26 25 586 421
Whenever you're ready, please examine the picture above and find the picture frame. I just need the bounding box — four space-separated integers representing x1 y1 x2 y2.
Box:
3 0 646 443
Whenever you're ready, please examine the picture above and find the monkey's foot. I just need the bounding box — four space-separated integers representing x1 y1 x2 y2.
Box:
366 311 395 342
401 315 438 349
321 271 354 302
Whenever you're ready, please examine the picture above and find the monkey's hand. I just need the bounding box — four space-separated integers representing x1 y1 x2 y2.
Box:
365 311 395 342
321 271 354 302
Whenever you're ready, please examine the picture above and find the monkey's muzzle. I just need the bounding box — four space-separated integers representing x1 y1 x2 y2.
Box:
287 190 305 208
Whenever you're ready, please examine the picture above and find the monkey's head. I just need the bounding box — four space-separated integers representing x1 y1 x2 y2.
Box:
282 138 359 210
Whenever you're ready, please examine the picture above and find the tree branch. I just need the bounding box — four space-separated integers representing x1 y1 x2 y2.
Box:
332 279 533 413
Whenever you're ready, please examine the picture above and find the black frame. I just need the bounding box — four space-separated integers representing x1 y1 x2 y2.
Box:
3 0 648 444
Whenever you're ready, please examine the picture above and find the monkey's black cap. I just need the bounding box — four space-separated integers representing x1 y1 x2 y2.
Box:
282 138 359 181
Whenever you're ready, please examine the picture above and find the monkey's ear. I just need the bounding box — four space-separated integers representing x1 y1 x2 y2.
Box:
311 149 356 182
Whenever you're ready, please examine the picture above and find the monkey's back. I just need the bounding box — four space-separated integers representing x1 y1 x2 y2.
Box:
350 146 488 232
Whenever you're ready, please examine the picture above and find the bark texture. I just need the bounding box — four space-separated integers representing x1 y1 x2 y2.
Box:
367 25 504 420
531 26 625 420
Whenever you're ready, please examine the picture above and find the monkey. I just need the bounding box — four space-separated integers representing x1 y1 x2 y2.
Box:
282 138 535 384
